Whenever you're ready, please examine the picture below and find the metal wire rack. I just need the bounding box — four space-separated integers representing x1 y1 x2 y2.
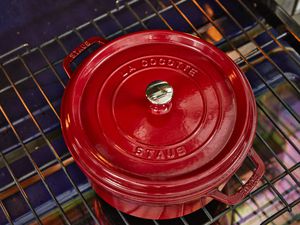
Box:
0 0 299 225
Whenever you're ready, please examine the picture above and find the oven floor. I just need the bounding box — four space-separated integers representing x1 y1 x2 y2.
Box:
0 0 117 55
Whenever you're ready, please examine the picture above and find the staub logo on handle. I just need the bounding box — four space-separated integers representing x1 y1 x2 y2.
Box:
69 41 91 59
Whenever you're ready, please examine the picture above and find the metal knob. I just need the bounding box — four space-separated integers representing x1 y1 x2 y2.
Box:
146 80 173 105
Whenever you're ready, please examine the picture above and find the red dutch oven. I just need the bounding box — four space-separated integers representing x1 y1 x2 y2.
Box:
61 31 265 220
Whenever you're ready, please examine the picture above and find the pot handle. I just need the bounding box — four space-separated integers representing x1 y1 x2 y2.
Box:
63 37 107 78
209 149 265 205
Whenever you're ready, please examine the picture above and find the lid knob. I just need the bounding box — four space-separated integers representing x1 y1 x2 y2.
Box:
146 80 173 105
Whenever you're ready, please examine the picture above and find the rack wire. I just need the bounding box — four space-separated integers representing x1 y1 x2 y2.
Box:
0 0 299 224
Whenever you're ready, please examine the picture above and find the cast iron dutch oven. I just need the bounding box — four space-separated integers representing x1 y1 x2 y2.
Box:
61 31 265 220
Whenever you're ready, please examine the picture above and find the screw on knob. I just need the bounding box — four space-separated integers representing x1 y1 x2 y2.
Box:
146 80 173 105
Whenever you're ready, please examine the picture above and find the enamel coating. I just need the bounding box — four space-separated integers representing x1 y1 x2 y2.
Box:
61 31 265 219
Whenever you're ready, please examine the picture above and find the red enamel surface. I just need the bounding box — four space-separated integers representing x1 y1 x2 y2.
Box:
61 31 264 219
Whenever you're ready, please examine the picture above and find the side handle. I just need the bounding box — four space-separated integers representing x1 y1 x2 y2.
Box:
209 149 265 205
63 37 107 78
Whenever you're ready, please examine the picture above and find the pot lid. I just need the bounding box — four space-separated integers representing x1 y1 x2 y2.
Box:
61 31 256 200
